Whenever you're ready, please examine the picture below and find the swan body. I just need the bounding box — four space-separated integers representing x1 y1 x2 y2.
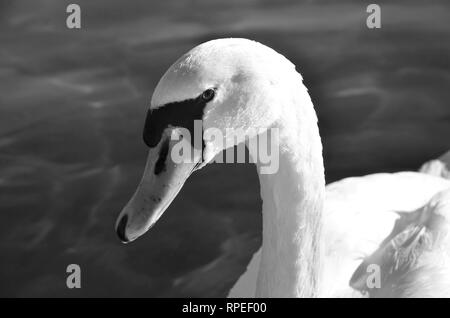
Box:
230 172 450 297
115 38 450 297
420 151 450 179
349 186 450 297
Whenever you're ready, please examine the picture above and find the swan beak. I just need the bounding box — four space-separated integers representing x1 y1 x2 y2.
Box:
115 133 201 243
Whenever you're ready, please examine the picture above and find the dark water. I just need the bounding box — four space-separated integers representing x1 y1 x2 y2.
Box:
0 0 449 297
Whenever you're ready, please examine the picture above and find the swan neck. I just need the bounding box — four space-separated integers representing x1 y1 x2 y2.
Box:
253 96 325 297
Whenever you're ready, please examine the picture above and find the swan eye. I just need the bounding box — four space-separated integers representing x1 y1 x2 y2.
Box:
201 89 215 102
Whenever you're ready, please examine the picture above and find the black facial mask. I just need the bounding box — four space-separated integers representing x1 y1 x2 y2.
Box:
143 93 209 149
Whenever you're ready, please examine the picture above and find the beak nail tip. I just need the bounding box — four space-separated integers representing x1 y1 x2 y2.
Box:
116 214 129 243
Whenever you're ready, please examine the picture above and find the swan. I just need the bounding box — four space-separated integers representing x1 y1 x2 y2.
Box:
115 38 450 297
420 151 450 180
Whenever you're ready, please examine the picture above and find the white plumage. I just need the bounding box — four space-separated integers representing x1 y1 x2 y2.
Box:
230 173 450 297
116 38 450 297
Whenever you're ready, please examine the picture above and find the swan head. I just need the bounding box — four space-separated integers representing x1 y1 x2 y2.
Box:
115 38 303 242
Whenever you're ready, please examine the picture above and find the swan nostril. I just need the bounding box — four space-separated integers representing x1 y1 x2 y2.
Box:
154 138 170 175
116 214 129 243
